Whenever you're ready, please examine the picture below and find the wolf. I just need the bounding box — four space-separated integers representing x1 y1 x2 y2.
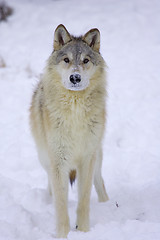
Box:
30 24 109 238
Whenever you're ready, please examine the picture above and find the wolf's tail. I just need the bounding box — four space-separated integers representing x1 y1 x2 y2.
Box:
69 170 76 186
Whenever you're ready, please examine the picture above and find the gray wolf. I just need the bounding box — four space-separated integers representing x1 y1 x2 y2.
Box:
30 24 109 238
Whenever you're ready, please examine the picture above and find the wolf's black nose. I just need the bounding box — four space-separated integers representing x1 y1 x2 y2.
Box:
70 74 81 84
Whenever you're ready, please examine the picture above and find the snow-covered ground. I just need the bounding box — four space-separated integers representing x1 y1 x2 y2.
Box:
0 0 160 239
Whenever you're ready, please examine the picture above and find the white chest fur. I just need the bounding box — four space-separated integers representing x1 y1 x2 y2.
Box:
46 93 104 166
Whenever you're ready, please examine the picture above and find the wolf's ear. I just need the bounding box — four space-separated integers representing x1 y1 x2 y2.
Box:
83 28 100 52
54 24 71 50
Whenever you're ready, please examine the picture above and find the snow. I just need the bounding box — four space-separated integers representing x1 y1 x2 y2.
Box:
0 0 160 239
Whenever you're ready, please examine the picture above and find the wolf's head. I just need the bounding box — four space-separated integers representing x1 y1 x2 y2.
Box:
48 24 105 92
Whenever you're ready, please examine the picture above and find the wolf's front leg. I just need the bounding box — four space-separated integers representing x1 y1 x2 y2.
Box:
76 156 95 232
49 157 70 238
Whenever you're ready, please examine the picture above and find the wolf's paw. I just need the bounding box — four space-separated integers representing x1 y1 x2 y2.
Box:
56 228 69 238
56 221 70 238
75 224 89 232
98 192 109 202
76 206 90 232
76 218 89 232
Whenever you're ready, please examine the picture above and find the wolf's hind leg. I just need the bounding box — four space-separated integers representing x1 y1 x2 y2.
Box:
48 176 52 195
94 149 109 202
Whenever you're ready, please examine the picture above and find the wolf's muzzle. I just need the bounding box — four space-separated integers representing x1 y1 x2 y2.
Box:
70 73 81 84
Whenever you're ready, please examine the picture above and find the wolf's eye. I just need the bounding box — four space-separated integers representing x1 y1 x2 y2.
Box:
64 58 70 63
83 58 89 64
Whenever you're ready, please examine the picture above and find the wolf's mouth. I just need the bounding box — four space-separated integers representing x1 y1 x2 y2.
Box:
69 83 83 91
